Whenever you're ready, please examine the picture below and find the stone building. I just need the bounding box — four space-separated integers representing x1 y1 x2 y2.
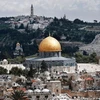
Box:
46 80 61 95
13 42 23 57
0 59 25 73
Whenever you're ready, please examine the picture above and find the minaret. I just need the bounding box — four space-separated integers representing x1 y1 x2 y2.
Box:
31 4 34 17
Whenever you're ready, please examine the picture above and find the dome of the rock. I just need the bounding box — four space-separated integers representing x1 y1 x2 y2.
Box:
39 36 61 52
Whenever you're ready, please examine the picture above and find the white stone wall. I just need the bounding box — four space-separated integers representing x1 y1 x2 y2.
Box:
0 64 25 73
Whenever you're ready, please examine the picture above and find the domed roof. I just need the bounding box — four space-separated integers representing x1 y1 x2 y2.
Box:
36 78 41 82
34 89 41 92
39 36 61 52
44 71 50 76
27 89 33 93
42 89 50 93
3 59 8 62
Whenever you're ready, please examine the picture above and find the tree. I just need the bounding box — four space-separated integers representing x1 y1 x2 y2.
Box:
73 18 84 24
11 90 26 100
9 67 23 76
40 60 48 73
67 76 73 90
27 66 36 78
54 17 58 22
94 20 97 23
75 52 84 63
22 69 28 77
53 33 60 41
25 24 29 32
15 24 18 29
62 46 79 56
33 39 38 53
89 52 97 63
0 67 7 74
15 56 25 63
19 23 24 29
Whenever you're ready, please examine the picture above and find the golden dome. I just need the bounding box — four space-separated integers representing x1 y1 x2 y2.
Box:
39 36 61 52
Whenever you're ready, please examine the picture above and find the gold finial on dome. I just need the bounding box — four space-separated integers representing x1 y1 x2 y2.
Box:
39 36 61 52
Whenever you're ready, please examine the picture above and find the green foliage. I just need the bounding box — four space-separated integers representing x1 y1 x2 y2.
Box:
75 52 97 63
15 25 18 29
19 23 24 29
9 67 23 76
8 56 25 64
0 28 30 45
0 17 100 59
22 69 29 77
27 66 36 78
9 66 37 77
23 43 38 56
0 46 13 60
73 18 84 24
11 90 26 100
45 18 99 44
62 46 79 56
15 56 25 63
40 60 48 73
0 67 7 74
0 23 10 29
89 52 97 63
0 17 12 21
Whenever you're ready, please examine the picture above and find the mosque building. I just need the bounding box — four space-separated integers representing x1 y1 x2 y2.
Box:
25 36 76 72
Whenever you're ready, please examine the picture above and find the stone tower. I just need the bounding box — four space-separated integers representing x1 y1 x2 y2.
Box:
31 4 34 17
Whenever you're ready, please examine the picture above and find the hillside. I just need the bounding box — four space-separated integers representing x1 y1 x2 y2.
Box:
80 34 100 56
0 16 100 59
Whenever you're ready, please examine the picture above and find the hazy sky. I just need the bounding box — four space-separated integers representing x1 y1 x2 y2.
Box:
0 0 100 22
